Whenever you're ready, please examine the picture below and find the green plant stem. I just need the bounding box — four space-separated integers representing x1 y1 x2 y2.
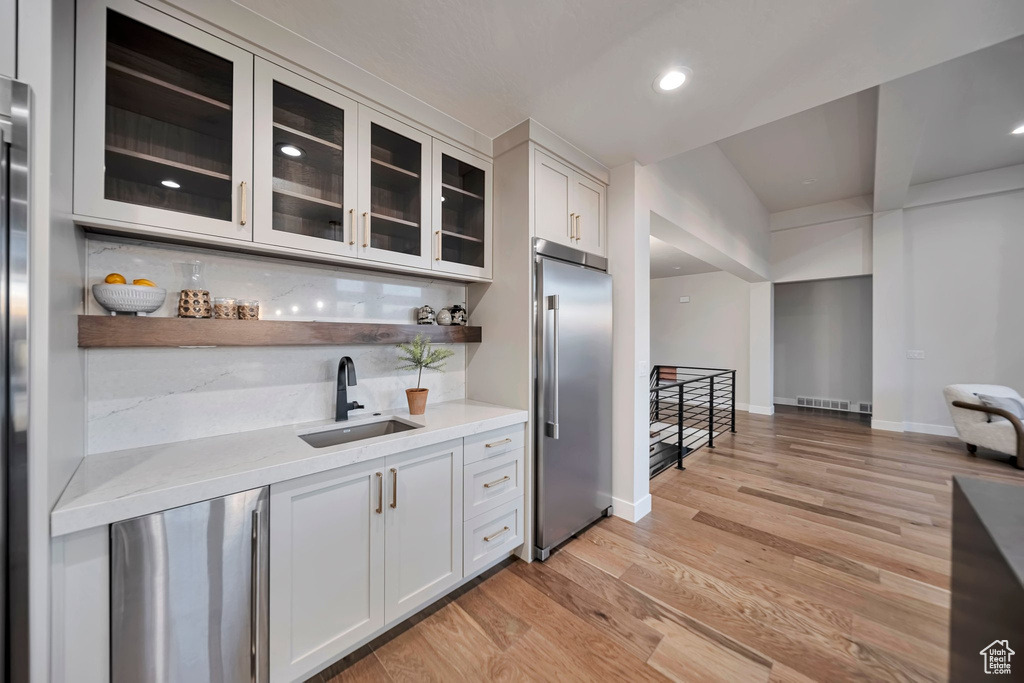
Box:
418 365 423 390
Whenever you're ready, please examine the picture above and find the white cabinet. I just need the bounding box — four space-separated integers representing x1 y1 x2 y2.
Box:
269 439 464 681
533 149 606 257
253 57 358 258
573 174 606 256
534 150 574 247
384 440 464 622
432 140 492 279
0 0 13 78
357 106 432 269
269 458 385 683
74 0 254 241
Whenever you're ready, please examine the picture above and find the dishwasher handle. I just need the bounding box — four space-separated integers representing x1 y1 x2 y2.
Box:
250 509 261 683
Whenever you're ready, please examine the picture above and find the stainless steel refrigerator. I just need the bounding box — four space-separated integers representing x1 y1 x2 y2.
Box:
1 75 31 683
534 239 613 561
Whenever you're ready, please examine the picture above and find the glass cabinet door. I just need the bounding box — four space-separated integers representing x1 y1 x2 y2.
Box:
431 141 492 278
253 58 358 257
357 107 432 269
74 0 253 240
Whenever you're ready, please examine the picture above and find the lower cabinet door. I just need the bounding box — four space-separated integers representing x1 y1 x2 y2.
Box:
384 439 464 623
269 458 385 683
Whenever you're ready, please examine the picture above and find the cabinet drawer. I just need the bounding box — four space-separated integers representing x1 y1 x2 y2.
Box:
463 449 523 521
464 424 524 465
463 499 523 575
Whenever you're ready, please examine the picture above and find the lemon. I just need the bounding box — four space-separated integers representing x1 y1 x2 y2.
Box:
104 273 127 285
133 278 157 287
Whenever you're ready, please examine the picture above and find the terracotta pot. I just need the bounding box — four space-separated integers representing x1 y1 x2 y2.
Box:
406 388 429 415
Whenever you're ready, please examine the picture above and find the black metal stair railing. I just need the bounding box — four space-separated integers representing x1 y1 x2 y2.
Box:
649 365 736 478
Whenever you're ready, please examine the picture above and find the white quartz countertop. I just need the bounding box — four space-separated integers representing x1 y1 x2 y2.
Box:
52 399 527 537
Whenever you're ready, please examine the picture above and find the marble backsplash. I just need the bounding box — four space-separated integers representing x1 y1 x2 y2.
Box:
85 236 468 454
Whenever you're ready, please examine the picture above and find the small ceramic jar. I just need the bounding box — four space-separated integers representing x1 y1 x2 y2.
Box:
436 307 453 326
237 299 260 320
213 297 238 319
449 304 467 326
417 305 436 325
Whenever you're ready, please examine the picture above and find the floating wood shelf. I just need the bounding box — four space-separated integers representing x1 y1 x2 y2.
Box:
78 316 481 348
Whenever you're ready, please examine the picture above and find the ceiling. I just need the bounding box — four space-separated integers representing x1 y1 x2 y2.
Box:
236 0 1024 167
716 89 877 213
649 237 719 279
906 35 1024 185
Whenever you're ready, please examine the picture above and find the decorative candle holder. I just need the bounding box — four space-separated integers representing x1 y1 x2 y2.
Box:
213 297 238 319
237 299 260 320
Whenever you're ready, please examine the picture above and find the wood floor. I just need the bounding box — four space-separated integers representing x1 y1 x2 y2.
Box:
314 407 1023 682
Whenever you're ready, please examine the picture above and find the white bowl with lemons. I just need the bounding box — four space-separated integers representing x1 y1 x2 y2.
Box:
92 274 167 316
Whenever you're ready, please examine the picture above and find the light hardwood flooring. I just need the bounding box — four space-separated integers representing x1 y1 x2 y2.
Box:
314 407 1023 682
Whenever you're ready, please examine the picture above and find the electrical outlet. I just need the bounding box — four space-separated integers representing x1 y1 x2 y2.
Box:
678 296 691 304
639 361 649 377
906 350 926 360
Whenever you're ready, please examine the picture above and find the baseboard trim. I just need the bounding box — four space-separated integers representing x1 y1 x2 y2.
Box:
612 494 651 523
872 419 905 432
903 422 958 437
748 405 775 416
773 397 797 406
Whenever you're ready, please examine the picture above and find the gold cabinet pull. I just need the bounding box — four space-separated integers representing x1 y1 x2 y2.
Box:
483 475 510 489
485 438 512 449
363 211 370 248
348 208 355 245
484 526 510 543
239 181 247 226
376 472 383 514
390 468 398 509
569 212 576 240
575 214 582 242
435 230 441 261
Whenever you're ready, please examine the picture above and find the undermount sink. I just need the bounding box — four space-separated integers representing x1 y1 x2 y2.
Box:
299 419 420 448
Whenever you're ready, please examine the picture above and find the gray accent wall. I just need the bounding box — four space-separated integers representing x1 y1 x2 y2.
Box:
774 276 872 405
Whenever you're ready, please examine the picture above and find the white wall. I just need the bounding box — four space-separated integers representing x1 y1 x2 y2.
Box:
903 189 1024 430
774 276 872 405
650 272 750 407
643 144 771 281
609 162 652 522
771 216 872 283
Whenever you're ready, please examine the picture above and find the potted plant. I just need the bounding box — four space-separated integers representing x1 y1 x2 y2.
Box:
396 334 455 415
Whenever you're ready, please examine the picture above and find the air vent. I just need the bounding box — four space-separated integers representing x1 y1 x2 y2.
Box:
795 397 869 414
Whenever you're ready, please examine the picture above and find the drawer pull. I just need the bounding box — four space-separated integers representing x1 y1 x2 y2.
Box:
390 468 398 509
483 475 510 489
484 526 510 543
485 438 512 449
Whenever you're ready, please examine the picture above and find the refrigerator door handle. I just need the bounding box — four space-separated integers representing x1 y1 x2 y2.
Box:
250 509 261 683
546 294 560 439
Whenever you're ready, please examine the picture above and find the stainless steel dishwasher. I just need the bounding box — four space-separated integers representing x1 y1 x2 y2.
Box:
111 487 269 683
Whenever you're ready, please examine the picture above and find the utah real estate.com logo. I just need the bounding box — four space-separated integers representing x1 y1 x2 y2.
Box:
980 640 1014 675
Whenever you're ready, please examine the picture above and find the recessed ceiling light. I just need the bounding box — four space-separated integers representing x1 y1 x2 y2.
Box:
653 67 692 94
161 179 181 189
673 266 682 270
1012 124 1024 135
802 178 817 185
277 144 304 157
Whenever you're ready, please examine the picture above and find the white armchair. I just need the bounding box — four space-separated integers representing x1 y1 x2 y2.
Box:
944 384 1024 469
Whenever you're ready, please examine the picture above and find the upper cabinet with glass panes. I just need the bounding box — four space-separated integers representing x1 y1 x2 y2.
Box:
73 0 493 281
75 0 254 241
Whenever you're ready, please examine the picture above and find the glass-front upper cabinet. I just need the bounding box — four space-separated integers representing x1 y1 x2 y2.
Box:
431 141 492 279
357 106 432 269
253 58 358 257
74 0 254 241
